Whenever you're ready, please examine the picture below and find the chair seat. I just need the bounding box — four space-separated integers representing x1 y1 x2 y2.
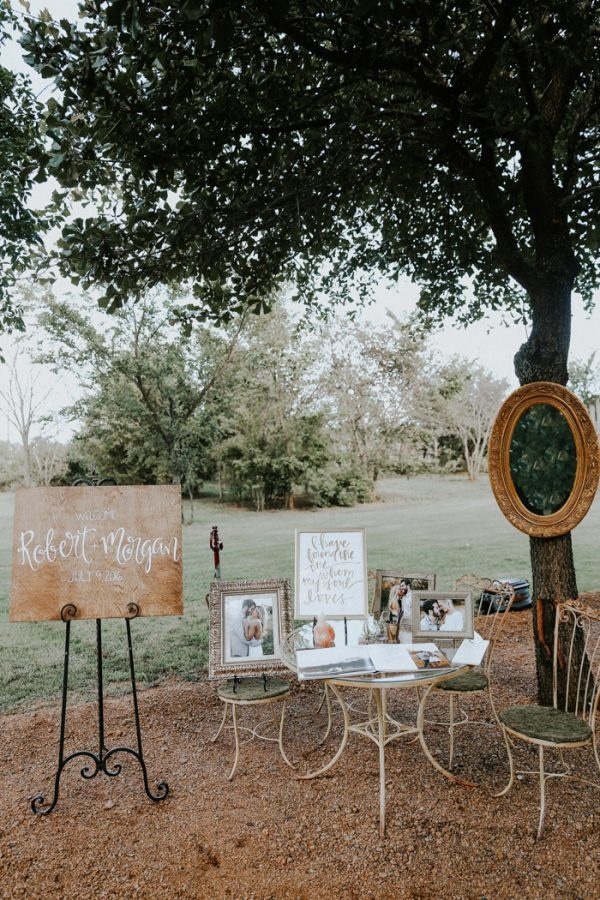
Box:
217 676 290 703
434 667 489 693
500 704 592 744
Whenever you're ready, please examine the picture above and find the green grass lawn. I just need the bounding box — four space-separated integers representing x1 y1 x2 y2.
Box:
1 474 598 713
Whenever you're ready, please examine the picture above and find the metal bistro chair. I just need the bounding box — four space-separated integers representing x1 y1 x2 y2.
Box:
496 601 600 839
419 577 516 776
212 674 295 781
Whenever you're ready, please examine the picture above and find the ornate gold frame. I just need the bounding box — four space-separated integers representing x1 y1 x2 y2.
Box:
208 577 293 678
488 382 600 537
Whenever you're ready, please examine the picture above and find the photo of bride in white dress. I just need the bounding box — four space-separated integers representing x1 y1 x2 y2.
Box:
244 604 265 657
226 595 275 661
210 578 291 678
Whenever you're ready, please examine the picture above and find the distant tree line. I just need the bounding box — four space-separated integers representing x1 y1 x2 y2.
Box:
0 288 512 509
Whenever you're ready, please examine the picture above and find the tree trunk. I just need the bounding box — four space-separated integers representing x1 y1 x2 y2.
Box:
463 437 478 481
530 533 578 702
513 272 577 703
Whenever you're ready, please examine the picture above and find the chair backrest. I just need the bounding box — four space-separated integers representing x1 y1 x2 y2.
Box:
447 576 516 676
553 602 600 725
472 580 516 678
454 574 493 598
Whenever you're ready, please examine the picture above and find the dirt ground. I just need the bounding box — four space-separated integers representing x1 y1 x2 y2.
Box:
1 608 599 900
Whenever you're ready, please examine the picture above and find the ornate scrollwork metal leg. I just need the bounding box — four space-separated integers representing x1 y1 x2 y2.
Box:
375 688 387 837
417 682 476 788
277 699 295 771
32 751 101 815
117 615 169 801
537 745 547 840
212 701 230 743
297 682 350 780
32 607 168 814
31 609 77 815
227 703 241 781
494 725 517 799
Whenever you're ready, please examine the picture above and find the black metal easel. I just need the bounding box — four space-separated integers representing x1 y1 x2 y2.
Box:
31 473 168 815
32 603 168 815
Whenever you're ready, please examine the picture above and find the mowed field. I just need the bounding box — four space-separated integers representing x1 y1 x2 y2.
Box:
1 474 598 713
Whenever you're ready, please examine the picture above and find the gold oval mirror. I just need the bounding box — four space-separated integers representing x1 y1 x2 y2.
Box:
488 382 600 537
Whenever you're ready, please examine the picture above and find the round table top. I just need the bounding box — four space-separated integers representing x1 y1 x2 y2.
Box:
281 618 469 688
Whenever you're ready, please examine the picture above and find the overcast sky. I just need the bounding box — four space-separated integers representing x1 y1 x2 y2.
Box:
2 2 600 442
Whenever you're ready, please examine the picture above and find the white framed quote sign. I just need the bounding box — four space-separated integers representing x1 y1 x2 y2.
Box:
10 485 183 621
294 528 368 619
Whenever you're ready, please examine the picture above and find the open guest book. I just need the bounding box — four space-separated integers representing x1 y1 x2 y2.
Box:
296 637 489 681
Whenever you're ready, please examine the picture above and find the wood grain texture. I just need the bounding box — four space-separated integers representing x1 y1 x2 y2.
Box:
10 485 183 621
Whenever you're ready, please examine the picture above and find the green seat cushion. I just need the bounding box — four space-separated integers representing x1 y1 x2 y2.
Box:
500 705 592 744
217 675 290 702
434 668 488 693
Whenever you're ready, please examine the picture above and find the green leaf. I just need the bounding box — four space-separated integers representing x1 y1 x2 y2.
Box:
212 12 234 49
182 0 206 21
106 0 129 28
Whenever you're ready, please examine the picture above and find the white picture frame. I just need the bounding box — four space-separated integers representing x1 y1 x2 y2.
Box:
294 528 368 620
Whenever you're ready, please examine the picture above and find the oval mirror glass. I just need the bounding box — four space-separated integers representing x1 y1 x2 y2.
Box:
488 382 600 537
509 403 577 516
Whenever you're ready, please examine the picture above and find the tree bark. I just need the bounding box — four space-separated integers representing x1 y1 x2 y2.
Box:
530 533 578 702
513 274 578 702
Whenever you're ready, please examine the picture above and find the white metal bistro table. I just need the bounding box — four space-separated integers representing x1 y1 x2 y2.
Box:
281 619 472 836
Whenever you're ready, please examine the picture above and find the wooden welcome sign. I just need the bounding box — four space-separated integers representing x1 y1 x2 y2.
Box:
10 485 183 621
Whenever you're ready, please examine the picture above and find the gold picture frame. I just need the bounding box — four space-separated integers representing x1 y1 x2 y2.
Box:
372 571 437 619
208 578 293 679
488 382 600 537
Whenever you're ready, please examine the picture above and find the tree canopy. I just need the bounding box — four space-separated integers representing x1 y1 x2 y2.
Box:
0 1 48 334
20 1 600 378
19 287 504 495
32 289 237 494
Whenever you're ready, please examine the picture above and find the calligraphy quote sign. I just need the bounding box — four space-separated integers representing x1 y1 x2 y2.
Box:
10 485 183 621
294 529 368 619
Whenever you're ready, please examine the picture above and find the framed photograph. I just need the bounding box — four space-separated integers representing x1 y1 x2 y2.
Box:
372 571 437 621
294 529 368 620
208 578 293 678
411 591 474 640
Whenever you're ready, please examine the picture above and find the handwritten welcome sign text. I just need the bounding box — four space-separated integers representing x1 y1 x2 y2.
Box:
294 529 368 619
11 485 183 621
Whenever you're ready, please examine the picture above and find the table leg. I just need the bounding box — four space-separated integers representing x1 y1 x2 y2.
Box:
307 684 334 745
296 682 350 780
277 700 296 770
416 682 476 787
375 687 387 837
319 684 333 745
211 701 229 743
227 702 241 782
